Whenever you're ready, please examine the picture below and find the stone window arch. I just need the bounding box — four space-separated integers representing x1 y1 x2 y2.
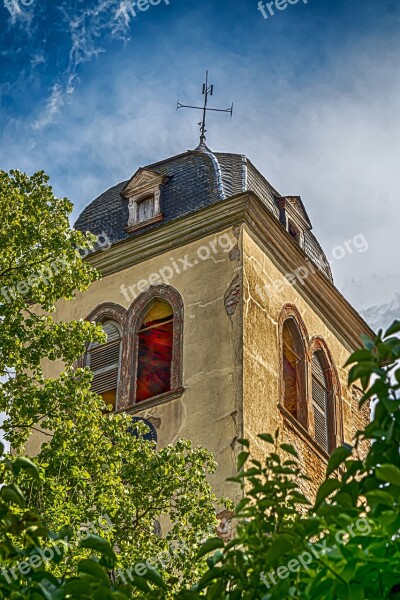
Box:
84 290 184 411
279 305 309 429
126 285 184 408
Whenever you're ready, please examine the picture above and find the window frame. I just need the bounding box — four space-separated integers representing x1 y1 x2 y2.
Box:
84 303 128 409
311 351 330 452
281 317 308 429
84 286 184 412
278 306 343 456
126 187 163 233
279 305 310 429
87 320 122 405
126 285 184 409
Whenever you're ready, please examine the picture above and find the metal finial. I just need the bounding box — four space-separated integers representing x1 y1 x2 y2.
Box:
177 70 233 150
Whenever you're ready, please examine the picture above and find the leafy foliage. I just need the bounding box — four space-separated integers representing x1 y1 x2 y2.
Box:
130 321 400 599
0 170 228 596
0 442 126 599
0 169 103 452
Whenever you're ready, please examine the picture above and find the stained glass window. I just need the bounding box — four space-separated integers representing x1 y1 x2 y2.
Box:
136 300 174 403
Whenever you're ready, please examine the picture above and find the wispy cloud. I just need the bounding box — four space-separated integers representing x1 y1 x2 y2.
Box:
32 82 65 130
1 0 399 317
32 0 131 130
3 0 37 34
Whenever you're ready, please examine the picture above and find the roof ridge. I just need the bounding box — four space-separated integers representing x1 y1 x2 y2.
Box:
189 149 225 200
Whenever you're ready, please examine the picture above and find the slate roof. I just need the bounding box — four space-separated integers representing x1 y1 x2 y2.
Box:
74 148 333 281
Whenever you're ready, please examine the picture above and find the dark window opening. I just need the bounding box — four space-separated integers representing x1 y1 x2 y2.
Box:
288 221 300 243
282 319 307 428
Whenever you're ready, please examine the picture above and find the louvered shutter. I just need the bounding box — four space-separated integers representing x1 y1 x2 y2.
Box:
312 354 329 452
88 322 121 395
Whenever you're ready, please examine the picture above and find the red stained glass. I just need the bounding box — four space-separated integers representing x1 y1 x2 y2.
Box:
136 317 173 402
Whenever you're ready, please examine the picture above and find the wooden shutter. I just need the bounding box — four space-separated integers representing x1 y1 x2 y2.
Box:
312 354 329 452
89 322 121 395
137 196 155 223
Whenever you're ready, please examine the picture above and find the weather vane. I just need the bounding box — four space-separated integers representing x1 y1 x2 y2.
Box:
177 71 233 150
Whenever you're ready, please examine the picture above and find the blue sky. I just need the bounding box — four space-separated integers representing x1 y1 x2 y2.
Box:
1 0 400 312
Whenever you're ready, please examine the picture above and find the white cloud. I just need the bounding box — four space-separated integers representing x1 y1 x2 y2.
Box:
2 11 399 316
32 82 65 130
32 0 131 130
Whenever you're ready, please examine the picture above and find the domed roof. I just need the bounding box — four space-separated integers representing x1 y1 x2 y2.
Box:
74 148 333 282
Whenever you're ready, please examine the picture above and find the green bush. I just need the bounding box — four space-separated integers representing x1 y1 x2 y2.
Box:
132 321 400 599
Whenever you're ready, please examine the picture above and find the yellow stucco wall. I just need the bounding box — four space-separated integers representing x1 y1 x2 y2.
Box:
26 227 243 503
242 227 369 494
26 219 369 504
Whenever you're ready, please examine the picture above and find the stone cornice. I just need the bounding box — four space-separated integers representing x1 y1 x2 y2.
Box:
86 192 374 352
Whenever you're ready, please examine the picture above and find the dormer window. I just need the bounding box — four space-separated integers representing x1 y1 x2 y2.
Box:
120 168 169 233
127 190 162 231
288 221 300 243
277 196 311 249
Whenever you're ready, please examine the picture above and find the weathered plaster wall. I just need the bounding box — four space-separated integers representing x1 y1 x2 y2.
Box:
26 228 243 503
26 219 370 505
242 227 369 496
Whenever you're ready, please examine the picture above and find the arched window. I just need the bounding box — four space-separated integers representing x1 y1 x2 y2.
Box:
135 299 174 403
282 318 307 428
85 288 183 411
311 350 334 453
87 320 122 410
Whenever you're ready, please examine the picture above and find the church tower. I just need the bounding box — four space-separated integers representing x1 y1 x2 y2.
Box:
27 73 371 501
26 135 371 503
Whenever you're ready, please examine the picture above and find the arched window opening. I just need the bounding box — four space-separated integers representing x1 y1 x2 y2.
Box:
282 318 307 428
312 351 333 453
136 300 174 403
88 320 121 411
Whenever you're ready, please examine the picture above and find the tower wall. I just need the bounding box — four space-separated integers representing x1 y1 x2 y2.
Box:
26 228 243 502
241 227 369 496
